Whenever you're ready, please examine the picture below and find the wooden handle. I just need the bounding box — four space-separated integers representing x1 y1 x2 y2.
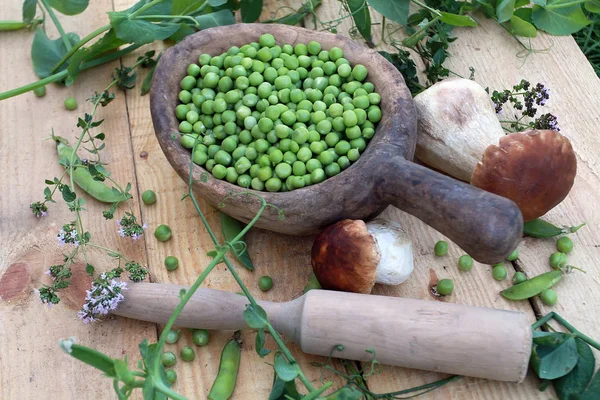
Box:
115 284 531 382
298 290 531 383
378 156 523 264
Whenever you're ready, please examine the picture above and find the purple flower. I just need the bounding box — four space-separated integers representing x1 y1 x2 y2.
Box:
115 213 146 240
78 272 128 324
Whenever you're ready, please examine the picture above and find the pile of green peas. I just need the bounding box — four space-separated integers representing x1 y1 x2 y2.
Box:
175 33 382 192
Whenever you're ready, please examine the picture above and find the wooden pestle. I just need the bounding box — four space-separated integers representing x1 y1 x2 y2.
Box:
114 283 532 383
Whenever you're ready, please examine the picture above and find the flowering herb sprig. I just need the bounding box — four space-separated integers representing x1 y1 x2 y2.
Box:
491 79 560 133
33 55 155 306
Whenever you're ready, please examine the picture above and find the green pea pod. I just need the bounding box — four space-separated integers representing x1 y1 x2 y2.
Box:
500 270 562 300
0 21 27 31
302 272 322 294
55 137 125 203
220 212 255 271
208 331 242 400
523 218 586 238
346 0 372 45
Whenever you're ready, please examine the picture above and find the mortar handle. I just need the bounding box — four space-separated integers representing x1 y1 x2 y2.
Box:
378 156 523 264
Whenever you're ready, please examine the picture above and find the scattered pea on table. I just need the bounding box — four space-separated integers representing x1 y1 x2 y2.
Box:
142 190 157 205
164 256 179 271
457 255 473 271
258 276 273 292
64 96 78 111
165 329 180 344
434 240 448 256
155 224 172 242
192 329 210 346
556 237 573 254
180 346 195 362
492 264 507 281
161 351 177 367
436 279 454 296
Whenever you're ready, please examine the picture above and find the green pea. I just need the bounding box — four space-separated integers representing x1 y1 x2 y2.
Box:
556 237 573 254
191 329 210 346
368 107 382 123
180 346 195 362
337 156 350 170
142 190 157 205
351 64 368 81
161 351 176 367
164 256 179 271
237 174 251 188
155 225 172 242
166 329 180 344
310 168 325 184
275 163 292 179
337 63 351 78
307 41 321 55
259 33 276 47
348 148 360 162
258 276 274 291
193 150 208 166
251 177 265 190
166 370 177 384
492 265 507 281
540 289 557 306
64 96 78 111
512 272 527 285
506 249 519 261
33 85 46 97
458 255 473 271
434 240 448 256
325 162 341 177
343 110 358 127
549 252 567 269
436 279 454 296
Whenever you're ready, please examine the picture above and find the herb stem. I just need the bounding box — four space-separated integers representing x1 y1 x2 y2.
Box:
39 0 72 51
411 0 442 17
134 15 201 28
155 383 188 400
50 24 111 74
0 70 67 100
151 252 225 375
532 312 600 350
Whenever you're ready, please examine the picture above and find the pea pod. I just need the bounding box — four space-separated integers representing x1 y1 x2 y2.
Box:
208 331 242 400
523 218 586 238
220 212 254 271
55 137 125 204
500 270 562 300
346 0 372 45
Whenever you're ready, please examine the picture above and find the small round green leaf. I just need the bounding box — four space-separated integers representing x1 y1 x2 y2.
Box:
510 15 538 37
274 352 299 382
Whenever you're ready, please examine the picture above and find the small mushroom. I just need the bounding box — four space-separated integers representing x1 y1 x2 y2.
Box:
311 218 414 294
413 78 577 221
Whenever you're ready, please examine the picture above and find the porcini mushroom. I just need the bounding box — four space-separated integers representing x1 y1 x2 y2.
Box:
311 218 414 294
413 78 577 221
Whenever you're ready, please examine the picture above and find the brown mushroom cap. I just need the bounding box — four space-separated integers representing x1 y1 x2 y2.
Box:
311 220 380 294
471 129 577 221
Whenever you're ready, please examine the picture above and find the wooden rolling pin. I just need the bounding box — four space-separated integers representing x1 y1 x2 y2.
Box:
114 283 532 382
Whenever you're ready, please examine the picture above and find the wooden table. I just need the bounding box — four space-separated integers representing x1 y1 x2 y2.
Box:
1 1 599 398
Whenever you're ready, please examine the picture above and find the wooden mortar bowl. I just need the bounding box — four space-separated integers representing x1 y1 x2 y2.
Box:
150 24 523 264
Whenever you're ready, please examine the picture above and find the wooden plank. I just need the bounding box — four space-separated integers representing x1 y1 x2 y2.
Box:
441 16 600 356
115 0 347 397
0 1 155 399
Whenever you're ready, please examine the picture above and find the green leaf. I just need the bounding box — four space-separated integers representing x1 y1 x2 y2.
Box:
85 263 94 275
141 53 161 95
580 369 600 400
269 376 301 400
168 23 195 42
532 0 547 5
585 0 600 12
496 0 516 22
476 0 497 17
243 304 268 329
23 0 37 23
532 1 591 35
241 0 263 22
61 185 77 202
60 342 117 377
439 12 478 26
274 353 299 382
347 0 372 44
531 336 579 380
49 0 89 15
554 339 595 400
368 0 410 26
220 212 254 271
514 7 533 22
195 9 236 28
510 15 537 36
255 328 271 358
515 0 530 7
108 11 180 44
324 385 365 400
31 28 80 78
172 0 204 15
263 0 322 25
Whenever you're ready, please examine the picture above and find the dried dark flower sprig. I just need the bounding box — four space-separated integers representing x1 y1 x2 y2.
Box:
491 79 559 133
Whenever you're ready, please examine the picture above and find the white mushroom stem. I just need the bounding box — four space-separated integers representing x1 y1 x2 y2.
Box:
413 78 505 182
366 219 414 285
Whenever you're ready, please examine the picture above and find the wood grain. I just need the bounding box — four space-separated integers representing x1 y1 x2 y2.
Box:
0 1 155 399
